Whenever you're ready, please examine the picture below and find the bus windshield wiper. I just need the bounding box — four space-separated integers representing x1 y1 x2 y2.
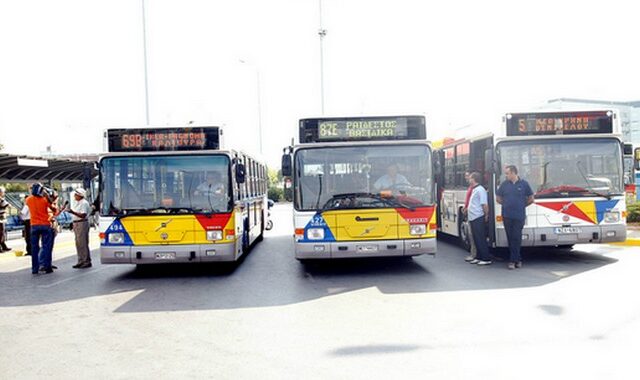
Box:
320 192 415 211
385 195 416 211
576 161 612 200
148 207 197 214
193 207 223 215
115 208 151 217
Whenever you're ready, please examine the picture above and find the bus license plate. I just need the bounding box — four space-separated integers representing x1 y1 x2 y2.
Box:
357 245 379 252
155 252 176 260
554 227 581 234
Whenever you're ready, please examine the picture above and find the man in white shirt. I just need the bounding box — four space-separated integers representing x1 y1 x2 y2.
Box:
67 188 92 269
467 172 491 265
373 164 410 191
0 187 10 252
20 195 32 256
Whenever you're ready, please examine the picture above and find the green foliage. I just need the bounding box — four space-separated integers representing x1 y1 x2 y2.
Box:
627 202 640 223
4 183 28 192
268 187 283 202
267 168 284 201
268 168 282 187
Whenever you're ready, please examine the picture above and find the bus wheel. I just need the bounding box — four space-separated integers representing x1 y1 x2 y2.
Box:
256 216 265 242
242 218 250 254
458 216 471 252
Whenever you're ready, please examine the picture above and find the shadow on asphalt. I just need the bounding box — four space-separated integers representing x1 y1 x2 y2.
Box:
0 232 620 313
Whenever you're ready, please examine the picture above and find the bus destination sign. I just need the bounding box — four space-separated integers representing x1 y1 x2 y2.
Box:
299 116 426 143
318 118 407 140
107 127 221 152
506 111 614 137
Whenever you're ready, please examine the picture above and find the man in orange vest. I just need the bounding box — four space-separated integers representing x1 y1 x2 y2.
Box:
25 184 57 274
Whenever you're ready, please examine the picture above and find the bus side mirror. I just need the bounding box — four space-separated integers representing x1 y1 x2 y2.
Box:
235 163 246 184
281 154 292 177
433 152 442 177
485 148 498 175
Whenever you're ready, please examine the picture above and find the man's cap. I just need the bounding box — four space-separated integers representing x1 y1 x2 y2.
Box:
74 188 86 197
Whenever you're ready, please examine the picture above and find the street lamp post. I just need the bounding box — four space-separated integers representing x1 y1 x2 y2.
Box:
318 0 326 115
141 0 150 125
239 60 263 155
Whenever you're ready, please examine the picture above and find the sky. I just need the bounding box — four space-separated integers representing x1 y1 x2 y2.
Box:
1 0 639 167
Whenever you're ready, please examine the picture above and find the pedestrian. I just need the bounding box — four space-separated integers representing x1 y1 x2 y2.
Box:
67 188 92 269
20 194 32 256
0 187 11 252
466 172 491 266
46 190 61 270
25 183 57 274
496 165 534 269
461 171 477 262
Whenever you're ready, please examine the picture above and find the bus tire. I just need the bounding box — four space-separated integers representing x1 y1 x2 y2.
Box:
458 212 471 252
256 215 265 242
242 217 250 254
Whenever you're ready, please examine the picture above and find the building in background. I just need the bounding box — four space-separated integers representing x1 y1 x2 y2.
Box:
541 98 640 143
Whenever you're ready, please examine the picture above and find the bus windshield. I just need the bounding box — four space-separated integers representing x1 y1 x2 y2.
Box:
294 145 433 211
100 154 231 215
497 138 623 198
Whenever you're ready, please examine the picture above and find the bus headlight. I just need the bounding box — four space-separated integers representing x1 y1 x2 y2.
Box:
108 233 124 244
206 230 223 241
604 212 620 223
410 224 427 235
306 228 325 240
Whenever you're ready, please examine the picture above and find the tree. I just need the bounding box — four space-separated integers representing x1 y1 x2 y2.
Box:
267 168 284 201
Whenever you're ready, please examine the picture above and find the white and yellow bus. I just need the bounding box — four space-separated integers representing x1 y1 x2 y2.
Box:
281 115 437 260
435 110 626 250
99 126 267 264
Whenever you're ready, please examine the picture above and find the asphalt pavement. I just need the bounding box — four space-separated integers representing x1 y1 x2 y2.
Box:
1 204 639 379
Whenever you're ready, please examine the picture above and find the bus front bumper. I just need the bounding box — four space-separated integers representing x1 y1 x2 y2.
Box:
496 224 627 246
100 241 239 264
294 237 436 259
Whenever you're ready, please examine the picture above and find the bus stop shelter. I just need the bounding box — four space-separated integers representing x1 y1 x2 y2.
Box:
0 153 96 184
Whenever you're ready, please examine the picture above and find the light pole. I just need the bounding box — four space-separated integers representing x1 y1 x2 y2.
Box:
141 0 150 125
318 0 326 115
239 59 263 155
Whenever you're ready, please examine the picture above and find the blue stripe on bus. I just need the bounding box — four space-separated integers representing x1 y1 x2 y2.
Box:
299 213 336 243
102 219 134 246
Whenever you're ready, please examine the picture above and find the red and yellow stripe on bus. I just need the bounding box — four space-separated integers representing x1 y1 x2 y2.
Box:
297 206 436 242
102 212 236 246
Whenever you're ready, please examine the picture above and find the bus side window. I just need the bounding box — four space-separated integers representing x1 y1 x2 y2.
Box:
443 147 455 189
455 143 470 187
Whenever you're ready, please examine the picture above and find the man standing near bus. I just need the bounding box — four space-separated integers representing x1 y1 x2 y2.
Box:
462 171 477 262
496 165 534 270
67 188 92 269
26 184 56 274
0 187 11 252
466 172 491 266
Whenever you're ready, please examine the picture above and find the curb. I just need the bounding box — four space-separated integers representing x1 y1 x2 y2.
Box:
610 238 640 247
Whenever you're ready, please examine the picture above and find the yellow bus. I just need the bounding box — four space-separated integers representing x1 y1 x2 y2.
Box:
99 126 267 264
281 115 437 260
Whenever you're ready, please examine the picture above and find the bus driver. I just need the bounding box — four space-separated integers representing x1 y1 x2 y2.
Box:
374 163 410 191
195 172 226 197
